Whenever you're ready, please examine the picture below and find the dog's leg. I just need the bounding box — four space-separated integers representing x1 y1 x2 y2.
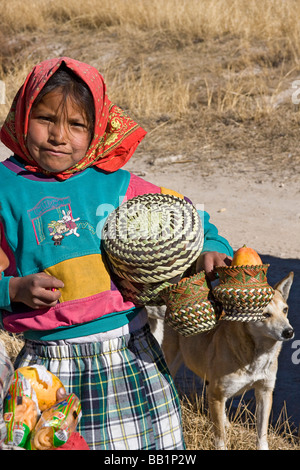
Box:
162 324 180 369
208 390 227 450
168 350 183 377
148 317 164 346
254 385 273 450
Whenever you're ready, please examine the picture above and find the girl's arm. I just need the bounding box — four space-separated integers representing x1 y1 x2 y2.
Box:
197 210 233 280
198 210 233 257
0 244 13 311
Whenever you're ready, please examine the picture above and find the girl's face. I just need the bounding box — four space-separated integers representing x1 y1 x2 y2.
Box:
27 89 92 173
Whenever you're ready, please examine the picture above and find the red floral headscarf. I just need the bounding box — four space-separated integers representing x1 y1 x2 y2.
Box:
0 57 146 180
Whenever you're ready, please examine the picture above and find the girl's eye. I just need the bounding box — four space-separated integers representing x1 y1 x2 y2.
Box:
71 121 86 128
37 116 52 122
70 122 88 131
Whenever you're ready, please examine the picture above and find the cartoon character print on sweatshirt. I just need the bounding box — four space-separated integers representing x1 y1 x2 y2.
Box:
27 197 95 246
48 210 80 246
48 219 67 246
60 210 80 237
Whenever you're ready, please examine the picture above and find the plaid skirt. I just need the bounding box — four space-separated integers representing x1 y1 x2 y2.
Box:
14 324 185 450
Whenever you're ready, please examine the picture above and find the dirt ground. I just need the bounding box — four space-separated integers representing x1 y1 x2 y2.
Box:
124 147 300 260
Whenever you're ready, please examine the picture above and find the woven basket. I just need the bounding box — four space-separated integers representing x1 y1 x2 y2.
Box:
102 193 204 305
213 264 275 322
160 272 221 336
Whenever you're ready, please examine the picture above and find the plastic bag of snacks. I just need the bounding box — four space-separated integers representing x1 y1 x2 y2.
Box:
3 370 39 448
27 393 82 450
16 365 65 411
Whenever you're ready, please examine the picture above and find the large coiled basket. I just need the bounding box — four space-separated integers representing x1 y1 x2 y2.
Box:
102 193 204 305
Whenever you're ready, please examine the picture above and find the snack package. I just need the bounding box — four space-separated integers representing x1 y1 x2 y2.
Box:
17 365 65 411
3 371 39 448
27 393 82 450
56 432 90 450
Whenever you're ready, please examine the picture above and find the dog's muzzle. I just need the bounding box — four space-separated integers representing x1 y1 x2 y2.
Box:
282 327 294 340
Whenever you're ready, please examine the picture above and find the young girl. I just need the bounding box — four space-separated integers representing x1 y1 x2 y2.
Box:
0 57 233 450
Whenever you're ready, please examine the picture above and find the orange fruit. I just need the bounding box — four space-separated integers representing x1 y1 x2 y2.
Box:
17 366 65 411
231 245 263 266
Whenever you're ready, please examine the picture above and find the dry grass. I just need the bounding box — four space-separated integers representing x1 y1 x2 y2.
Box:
0 330 24 364
1 0 300 122
2 0 300 44
181 394 300 450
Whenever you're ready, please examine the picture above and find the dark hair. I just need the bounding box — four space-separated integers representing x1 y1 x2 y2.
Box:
33 64 95 136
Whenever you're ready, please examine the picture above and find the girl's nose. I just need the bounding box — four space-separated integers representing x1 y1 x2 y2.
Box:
48 122 67 143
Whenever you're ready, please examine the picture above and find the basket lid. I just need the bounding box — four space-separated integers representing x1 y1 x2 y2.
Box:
102 193 204 284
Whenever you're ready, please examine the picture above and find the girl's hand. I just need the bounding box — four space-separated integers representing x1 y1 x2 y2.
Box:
9 273 64 309
196 251 232 281
56 387 67 402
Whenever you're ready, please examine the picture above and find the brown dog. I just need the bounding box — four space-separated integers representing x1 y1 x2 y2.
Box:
149 272 294 450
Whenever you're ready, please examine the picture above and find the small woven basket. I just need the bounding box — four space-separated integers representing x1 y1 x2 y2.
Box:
160 272 220 336
213 264 275 322
102 193 204 305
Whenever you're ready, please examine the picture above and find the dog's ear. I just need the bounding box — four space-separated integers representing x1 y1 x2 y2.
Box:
274 272 294 302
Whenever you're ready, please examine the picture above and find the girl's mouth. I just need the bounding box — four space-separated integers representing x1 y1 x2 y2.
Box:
43 148 70 157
